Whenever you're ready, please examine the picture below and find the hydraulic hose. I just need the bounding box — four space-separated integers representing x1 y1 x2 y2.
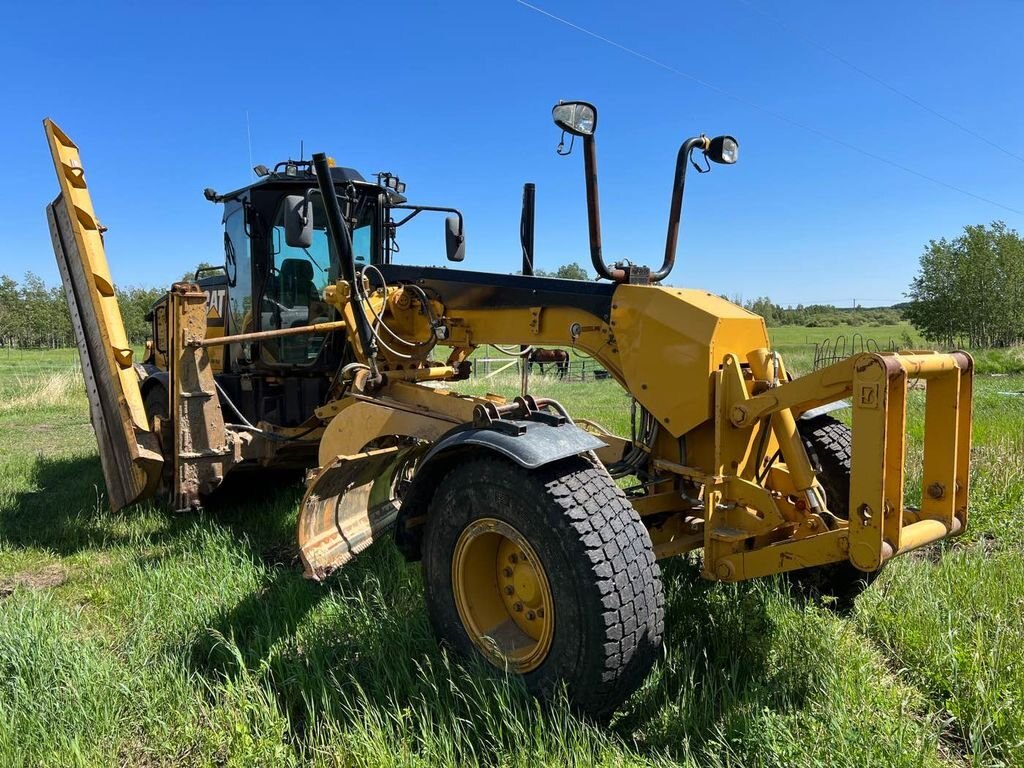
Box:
312 153 379 374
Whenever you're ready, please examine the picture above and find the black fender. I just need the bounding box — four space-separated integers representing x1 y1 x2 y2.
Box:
394 419 606 562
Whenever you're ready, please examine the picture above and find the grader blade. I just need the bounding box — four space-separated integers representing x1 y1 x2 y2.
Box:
298 447 406 580
44 119 163 511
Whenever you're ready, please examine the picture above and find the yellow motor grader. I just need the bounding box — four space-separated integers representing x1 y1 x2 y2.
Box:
43 103 972 717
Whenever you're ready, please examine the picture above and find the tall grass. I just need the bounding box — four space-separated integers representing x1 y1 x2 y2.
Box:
0 367 83 416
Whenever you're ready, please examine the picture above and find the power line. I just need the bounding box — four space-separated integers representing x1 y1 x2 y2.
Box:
732 0 1024 165
514 0 1023 216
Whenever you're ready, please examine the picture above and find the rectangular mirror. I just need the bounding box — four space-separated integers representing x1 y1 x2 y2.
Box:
284 194 313 249
445 215 465 262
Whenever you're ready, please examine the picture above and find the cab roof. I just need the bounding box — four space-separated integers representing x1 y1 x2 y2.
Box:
215 165 368 202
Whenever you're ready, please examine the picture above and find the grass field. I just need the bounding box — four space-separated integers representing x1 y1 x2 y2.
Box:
2 338 1024 767
767 322 923 349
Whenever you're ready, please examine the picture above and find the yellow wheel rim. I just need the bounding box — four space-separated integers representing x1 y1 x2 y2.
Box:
451 517 554 673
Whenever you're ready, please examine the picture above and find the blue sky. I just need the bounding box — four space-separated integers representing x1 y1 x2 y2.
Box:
3 0 1021 307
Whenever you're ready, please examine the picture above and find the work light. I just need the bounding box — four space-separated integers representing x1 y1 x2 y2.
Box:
707 135 739 164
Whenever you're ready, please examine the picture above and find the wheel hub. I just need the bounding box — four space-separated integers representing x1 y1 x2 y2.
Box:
452 518 554 673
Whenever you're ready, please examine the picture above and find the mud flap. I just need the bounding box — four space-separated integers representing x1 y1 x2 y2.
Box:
298 447 406 580
44 119 163 511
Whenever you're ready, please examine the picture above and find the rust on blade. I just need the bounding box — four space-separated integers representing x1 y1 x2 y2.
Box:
298 446 405 580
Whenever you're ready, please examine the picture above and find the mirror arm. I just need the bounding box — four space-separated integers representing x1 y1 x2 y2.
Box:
581 136 626 283
301 188 318 225
392 209 423 227
389 204 464 235
651 135 708 284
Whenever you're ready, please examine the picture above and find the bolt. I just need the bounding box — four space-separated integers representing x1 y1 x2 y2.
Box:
536 607 545 618
526 610 536 620
513 602 524 612
503 567 514 578
508 553 518 564
927 482 945 500
858 503 873 523
504 585 515 595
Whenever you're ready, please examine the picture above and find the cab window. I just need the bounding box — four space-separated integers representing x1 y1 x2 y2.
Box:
224 203 253 361
263 197 335 364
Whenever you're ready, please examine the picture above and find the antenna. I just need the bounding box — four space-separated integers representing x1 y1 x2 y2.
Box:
246 110 254 179
300 140 304 162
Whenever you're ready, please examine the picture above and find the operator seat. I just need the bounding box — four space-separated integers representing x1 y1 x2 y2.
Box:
279 258 319 310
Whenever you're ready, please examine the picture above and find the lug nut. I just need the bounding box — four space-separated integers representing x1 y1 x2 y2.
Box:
536 607 544 618
503 567 513 578
508 553 518 564
504 585 515 595
526 610 536 620
513 602 524 612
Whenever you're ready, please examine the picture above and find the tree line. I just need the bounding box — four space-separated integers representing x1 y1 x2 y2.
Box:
0 272 162 348
904 221 1024 348
742 298 903 328
1 262 588 351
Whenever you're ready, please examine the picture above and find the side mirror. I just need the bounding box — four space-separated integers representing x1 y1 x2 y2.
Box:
445 215 465 262
284 194 313 249
552 101 597 137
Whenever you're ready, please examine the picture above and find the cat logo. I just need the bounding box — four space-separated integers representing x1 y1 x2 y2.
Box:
205 302 225 371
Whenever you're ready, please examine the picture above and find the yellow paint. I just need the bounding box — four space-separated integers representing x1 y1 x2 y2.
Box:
452 518 554 673
612 286 769 436
205 303 225 372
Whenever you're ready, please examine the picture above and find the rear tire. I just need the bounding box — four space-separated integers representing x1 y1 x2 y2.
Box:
792 414 878 608
421 454 664 719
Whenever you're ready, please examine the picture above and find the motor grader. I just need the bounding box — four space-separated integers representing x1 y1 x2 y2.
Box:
43 103 972 717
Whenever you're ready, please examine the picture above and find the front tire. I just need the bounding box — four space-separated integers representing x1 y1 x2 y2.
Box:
793 414 878 608
421 454 664 718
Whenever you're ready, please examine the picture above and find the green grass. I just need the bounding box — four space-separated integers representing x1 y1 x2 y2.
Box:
768 322 923 349
2 343 1024 766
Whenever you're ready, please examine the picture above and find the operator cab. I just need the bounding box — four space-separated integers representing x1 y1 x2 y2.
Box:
205 160 464 375
178 161 463 429
210 163 386 371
